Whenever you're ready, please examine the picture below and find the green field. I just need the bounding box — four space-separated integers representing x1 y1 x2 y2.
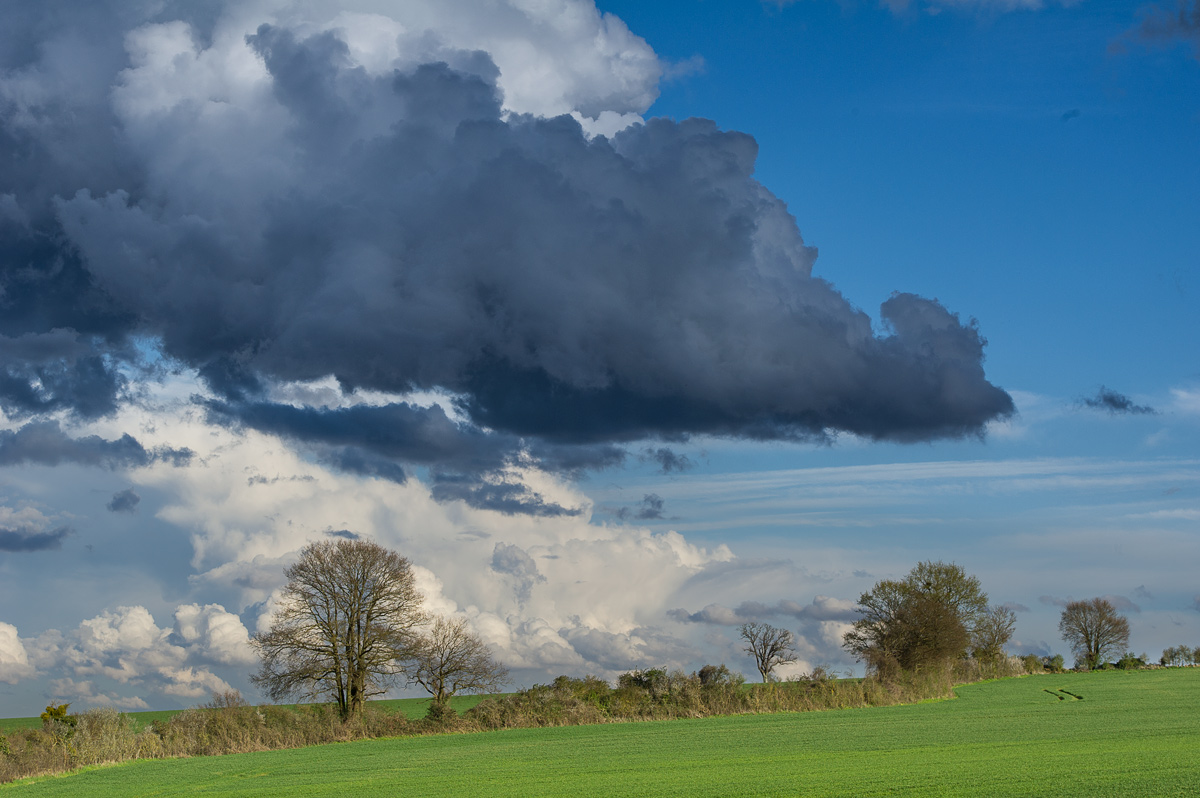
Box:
5 670 1198 796
0 695 488 734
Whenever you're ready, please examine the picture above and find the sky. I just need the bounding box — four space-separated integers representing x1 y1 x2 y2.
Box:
0 0 1197 717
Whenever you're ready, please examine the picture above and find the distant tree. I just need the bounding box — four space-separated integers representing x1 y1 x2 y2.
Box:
843 561 989 676
251 539 426 720
407 615 508 720
739 622 798 683
971 606 1017 662
1042 654 1065 673
1161 645 1193 667
1058 598 1130 671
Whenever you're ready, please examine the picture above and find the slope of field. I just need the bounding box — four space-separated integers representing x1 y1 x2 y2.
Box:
6 670 1199 797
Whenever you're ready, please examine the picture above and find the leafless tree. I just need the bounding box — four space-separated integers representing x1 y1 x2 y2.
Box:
739 622 798 683
1058 598 1130 670
971 606 1017 662
408 615 509 719
251 539 426 719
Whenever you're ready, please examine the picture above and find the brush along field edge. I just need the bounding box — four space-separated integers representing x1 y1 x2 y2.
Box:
4 669 1199 797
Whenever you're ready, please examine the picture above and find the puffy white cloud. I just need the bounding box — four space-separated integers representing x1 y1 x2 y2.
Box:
24 604 244 706
172 604 257 666
0 621 36 683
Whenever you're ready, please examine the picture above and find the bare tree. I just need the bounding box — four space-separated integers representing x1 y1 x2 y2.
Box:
1058 598 1130 670
251 539 426 719
408 615 508 719
739 622 798 683
971 606 1017 663
843 561 988 676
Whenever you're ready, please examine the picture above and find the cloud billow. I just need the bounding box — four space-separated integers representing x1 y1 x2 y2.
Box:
2 2 1012 508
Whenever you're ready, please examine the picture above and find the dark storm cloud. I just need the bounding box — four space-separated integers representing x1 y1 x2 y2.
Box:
430 475 582 517
2 6 1012 503
0 421 190 469
106 488 140 513
1080 386 1156 415
0 421 148 468
0 524 72 552
205 397 624 505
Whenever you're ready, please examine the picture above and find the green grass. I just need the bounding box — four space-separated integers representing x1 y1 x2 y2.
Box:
0 695 488 734
5 670 1199 796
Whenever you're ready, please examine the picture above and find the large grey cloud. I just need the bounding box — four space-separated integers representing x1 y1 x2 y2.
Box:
1 1 1012 508
0 420 190 469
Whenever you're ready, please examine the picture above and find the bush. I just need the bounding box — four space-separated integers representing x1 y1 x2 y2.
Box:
1116 652 1147 670
1021 654 1043 674
1043 654 1065 673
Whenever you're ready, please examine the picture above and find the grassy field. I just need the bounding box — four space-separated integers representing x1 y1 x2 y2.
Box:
4 669 1198 796
0 695 489 734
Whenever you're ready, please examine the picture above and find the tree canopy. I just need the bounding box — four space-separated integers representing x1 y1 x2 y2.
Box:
739 622 798 683
1058 598 1130 670
251 539 427 719
843 561 990 676
408 615 509 720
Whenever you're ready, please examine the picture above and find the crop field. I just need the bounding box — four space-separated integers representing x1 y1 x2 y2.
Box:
5 669 1198 797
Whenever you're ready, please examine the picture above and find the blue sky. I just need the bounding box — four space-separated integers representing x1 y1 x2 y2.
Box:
0 0 1197 717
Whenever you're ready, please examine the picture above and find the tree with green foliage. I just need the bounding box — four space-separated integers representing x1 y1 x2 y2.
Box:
1058 598 1130 671
252 539 427 720
407 615 508 721
843 561 990 676
739 622 798 683
1161 645 1194 667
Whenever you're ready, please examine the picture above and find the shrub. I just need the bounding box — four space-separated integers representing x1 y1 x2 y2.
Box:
1021 654 1043 674
1116 652 1147 670
1043 654 1065 673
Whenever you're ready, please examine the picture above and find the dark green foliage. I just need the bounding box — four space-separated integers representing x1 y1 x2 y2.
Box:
843 561 990 676
1042 654 1065 673
1116 652 1147 670
1021 654 1043 674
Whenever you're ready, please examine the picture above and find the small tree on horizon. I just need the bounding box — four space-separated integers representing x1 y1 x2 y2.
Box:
1058 597 1130 670
739 622 798 683
407 615 509 720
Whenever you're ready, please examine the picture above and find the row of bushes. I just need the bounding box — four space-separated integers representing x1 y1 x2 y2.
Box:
464 657 1025 731
0 692 418 784
1 657 1028 785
